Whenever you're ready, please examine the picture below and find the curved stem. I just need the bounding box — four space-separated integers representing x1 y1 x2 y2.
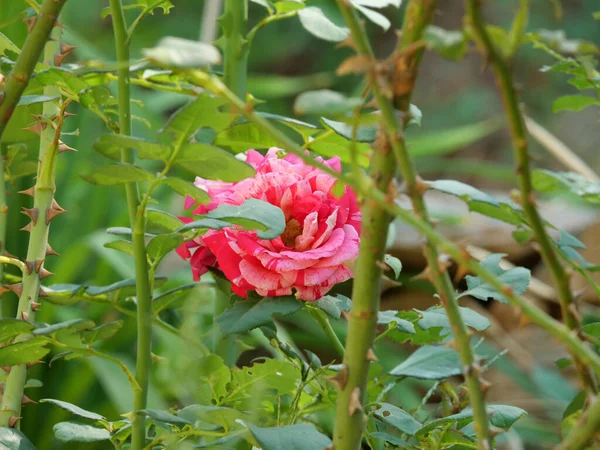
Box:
465 0 597 394
185 69 600 379
558 395 600 450
108 1 153 448
307 306 345 359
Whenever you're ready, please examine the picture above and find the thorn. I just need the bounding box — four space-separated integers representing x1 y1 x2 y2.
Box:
348 387 363 416
22 16 36 32
46 244 59 257
63 112 76 118
39 268 53 279
45 206 66 224
60 43 76 55
21 122 45 135
34 258 45 273
20 222 32 232
21 395 36 405
1 366 10 373
8 416 21 428
366 348 378 362
326 365 349 392
54 52 68 67
38 287 49 297
0 286 9 296
51 199 65 212
26 360 44 369
21 311 28 321
20 207 39 226
31 302 41 312
58 142 76 153
7 283 23 296
18 186 35 197
3 250 18 259
24 261 34 275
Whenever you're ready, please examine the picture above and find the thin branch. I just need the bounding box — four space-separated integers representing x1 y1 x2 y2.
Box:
466 0 598 393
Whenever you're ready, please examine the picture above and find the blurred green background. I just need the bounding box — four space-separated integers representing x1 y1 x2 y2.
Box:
0 0 598 448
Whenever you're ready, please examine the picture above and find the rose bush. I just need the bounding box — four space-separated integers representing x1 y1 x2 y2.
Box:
177 148 361 300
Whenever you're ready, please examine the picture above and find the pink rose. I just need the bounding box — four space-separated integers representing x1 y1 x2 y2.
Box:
176 148 361 301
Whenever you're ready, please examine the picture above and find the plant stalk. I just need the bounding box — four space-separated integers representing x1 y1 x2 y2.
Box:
108 1 153 448
0 99 69 427
559 395 600 450
307 306 345 359
187 69 600 380
222 0 248 100
0 154 6 315
465 0 597 394
0 0 68 141
332 1 491 448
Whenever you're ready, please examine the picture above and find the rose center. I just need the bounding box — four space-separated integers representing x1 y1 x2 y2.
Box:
280 218 302 247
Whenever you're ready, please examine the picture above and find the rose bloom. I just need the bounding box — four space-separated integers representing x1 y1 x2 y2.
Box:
176 148 361 301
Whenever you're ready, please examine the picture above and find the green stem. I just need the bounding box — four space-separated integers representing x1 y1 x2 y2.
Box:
187 71 600 378
465 0 597 394
222 0 248 100
0 0 68 141
0 155 6 315
559 395 600 450
307 306 345 359
333 1 491 448
0 93 69 427
108 1 153 448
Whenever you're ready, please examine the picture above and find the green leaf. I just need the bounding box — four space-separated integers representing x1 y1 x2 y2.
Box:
93 134 171 161
216 296 303 335
162 177 211 204
79 86 111 108
147 233 184 261
53 422 111 443
552 95 600 112
427 180 499 206
214 122 281 153
81 164 154 186
147 209 185 233
418 306 491 332
17 95 59 107
315 294 352 320
350 1 390 30
257 112 320 138
178 405 247 429
423 26 467 60
582 323 600 339
308 131 371 167
197 355 231 402
389 345 461 380
298 3 349 42
460 254 531 303
160 94 233 142
40 399 106 422
377 311 416 334
275 0 306 13
409 118 503 157
372 403 422 436
0 318 35 342
246 424 332 450
81 321 124 344
152 283 198 314
383 254 402 279
532 170 600 204
33 319 96 336
250 0 273 10
0 429 37 450
174 143 255 181
104 240 134 257
0 337 50 366
134 0 174 14
321 117 376 143
294 90 361 116
205 198 286 240
143 37 221 68
138 409 191 426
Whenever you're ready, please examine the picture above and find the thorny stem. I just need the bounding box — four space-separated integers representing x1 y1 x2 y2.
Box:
0 156 7 309
186 69 600 381
558 395 600 450
0 94 71 428
307 305 345 359
465 0 597 394
333 1 491 448
108 1 153 448
222 0 248 101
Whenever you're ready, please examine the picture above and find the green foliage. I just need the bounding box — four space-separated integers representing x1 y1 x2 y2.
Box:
0 429 37 450
390 346 462 380
246 423 332 450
